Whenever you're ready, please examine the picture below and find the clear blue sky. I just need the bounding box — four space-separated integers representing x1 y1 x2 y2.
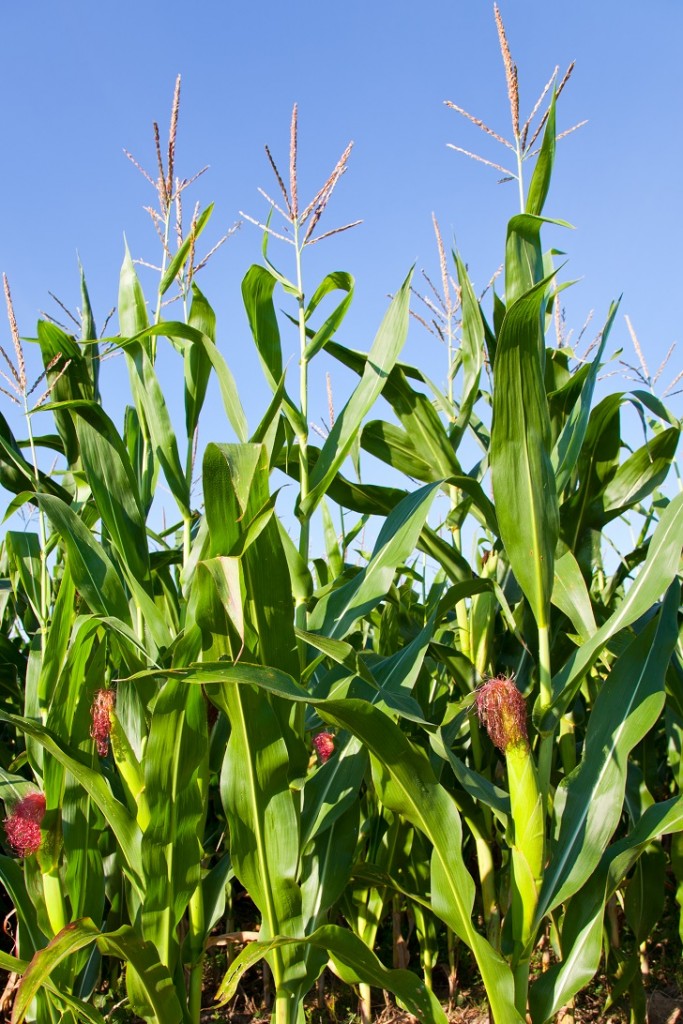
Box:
1 1 681 502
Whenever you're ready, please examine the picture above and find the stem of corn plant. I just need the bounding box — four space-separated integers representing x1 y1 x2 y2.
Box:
187 884 205 1024
422 944 434 993
154 204 174 331
42 869 68 936
275 988 300 1024
467 813 501 946
537 621 553 800
24 406 49 648
359 982 372 1024
183 440 194 569
515 139 525 213
294 222 310 645
507 742 544 1014
446 927 458 1009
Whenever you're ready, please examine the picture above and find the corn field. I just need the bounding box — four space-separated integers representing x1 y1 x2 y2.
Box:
0 11 682 1024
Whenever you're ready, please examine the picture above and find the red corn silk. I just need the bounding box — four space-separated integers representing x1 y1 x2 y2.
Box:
312 732 335 763
4 791 46 857
91 688 116 756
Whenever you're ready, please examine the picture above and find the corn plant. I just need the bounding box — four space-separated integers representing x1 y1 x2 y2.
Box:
1 10 682 1024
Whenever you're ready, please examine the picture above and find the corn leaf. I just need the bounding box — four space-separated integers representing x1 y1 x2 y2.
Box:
303 270 354 360
551 301 618 494
0 412 72 504
203 442 299 679
36 320 94 468
490 276 559 629
536 582 680 921
453 252 484 445
300 270 414 518
47 400 151 586
122 341 191 518
131 320 248 443
141 679 207 972
118 244 149 337
212 680 306 990
159 203 213 297
35 495 131 624
308 482 439 640
529 795 683 1023
551 547 597 642
586 425 680 525
143 661 521 1024
0 855 46 958
215 922 447 1023
184 282 217 439
11 919 182 1024
539 490 683 732
0 712 142 893
525 93 556 218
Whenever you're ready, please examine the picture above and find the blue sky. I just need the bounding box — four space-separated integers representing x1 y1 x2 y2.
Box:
0 0 681 525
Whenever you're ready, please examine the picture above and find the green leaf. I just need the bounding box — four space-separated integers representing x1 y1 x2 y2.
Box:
199 854 234 946
212 681 305 989
12 919 182 1024
35 494 131 624
242 264 283 383
505 215 569 304
539 490 683 731
317 700 522 1023
118 242 149 337
5 531 42 621
303 271 354 360
159 203 213 296
79 261 99 399
490 275 559 628
551 301 618 494
300 270 414 517
529 796 683 1023
453 252 484 444
308 482 438 640
0 855 46 958
122 342 191 517
300 734 368 848
536 583 680 922
141 679 207 970
525 92 556 217
132 320 248 443
278 519 314 602
184 282 217 439
429 731 510 825
52 400 150 585
630 388 680 427
624 844 667 944
551 547 597 642
0 412 72 505
0 950 27 974
586 425 680 524
215 923 447 1024
325 342 461 473
363 371 461 483
560 392 623 548
362 420 442 482
0 712 142 893
135 659 517 1024
295 803 360 995
36 320 94 468
203 442 298 677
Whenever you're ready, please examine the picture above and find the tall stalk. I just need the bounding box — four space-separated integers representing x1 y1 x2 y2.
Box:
242 104 358 649
293 221 311 634
2 276 51 652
